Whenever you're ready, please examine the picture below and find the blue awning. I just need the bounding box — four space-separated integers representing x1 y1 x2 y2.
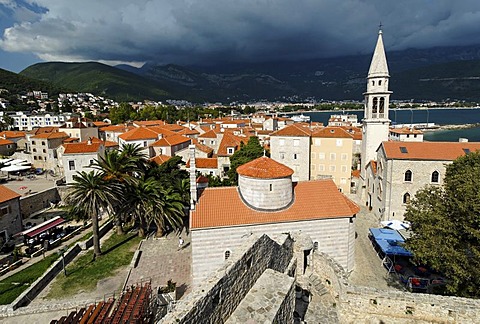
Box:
369 228 413 257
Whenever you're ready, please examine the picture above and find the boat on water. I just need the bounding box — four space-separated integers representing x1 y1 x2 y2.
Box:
291 114 310 123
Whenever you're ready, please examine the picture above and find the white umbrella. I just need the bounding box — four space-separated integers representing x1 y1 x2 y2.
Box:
0 165 31 172
380 220 411 231
0 158 13 164
4 159 27 166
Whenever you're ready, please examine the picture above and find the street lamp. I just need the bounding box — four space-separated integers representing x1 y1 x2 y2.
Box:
57 246 68 276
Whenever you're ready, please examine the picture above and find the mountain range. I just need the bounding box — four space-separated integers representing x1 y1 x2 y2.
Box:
12 44 480 103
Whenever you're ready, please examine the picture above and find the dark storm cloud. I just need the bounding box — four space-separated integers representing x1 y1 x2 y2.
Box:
2 0 480 66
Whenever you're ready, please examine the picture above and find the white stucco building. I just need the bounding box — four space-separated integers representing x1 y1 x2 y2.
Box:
270 124 311 182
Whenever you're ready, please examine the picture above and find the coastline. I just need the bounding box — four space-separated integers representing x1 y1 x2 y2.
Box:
423 123 480 132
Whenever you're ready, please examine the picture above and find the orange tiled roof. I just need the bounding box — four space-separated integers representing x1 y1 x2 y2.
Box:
118 126 168 141
312 127 353 138
32 131 69 139
198 129 218 138
29 127 59 135
0 139 14 145
133 120 166 127
150 155 172 165
100 125 135 133
191 180 359 229
186 158 218 169
271 123 311 137
150 134 191 147
382 141 480 160
217 133 249 156
0 131 25 139
0 185 21 203
63 137 79 143
389 127 423 135
340 126 362 140
352 170 361 178
89 137 118 147
92 121 110 127
367 160 377 174
63 142 102 154
178 128 200 136
237 156 293 179
190 141 214 155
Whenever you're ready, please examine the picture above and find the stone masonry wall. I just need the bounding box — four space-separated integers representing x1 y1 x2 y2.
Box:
20 187 61 218
310 250 480 324
161 234 295 323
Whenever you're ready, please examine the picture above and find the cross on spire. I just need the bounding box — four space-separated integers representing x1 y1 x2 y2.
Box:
378 22 383 31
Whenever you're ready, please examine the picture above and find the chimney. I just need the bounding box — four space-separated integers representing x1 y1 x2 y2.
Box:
158 133 163 140
189 144 197 210
87 137 92 145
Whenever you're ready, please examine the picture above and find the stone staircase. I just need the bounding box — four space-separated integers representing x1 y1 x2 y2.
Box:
306 272 329 297
299 271 340 323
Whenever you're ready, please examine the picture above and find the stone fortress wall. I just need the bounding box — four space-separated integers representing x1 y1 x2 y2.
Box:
166 232 480 323
313 251 480 323
161 233 297 323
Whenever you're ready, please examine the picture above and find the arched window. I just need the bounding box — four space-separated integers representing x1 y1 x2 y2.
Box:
403 193 411 204
379 97 385 114
431 171 439 183
372 97 378 114
224 250 231 260
404 170 412 182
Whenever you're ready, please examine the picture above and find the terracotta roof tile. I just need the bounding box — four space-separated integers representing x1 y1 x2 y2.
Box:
312 127 353 138
0 139 14 145
352 170 361 178
237 156 293 179
89 137 118 147
0 185 21 203
271 123 312 137
32 131 69 139
29 127 59 135
92 121 110 127
100 125 135 132
0 131 25 139
133 120 166 127
389 127 423 135
191 180 359 229
150 155 172 165
191 142 214 155
198 129 218 138
119 126 175 141
367 160 377 174
382 141 480 160
186 158 218 169
150 134 191 147
217 133 249 156
63 142 102 154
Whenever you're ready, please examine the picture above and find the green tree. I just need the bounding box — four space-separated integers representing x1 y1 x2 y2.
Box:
66 171 121 259
227 136 266 185
405 151 480 297
109 102 136 124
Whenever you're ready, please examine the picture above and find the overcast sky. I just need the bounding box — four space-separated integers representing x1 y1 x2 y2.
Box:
2 0 480 72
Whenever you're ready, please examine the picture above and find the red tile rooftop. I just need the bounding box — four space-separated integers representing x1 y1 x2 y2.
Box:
382 141 480 160
191 179 359 229
237 156 293 179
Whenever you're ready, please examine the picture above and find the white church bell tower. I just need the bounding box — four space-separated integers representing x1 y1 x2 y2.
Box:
360 27 392 182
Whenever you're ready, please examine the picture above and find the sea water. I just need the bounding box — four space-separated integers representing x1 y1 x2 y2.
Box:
302 108 480 142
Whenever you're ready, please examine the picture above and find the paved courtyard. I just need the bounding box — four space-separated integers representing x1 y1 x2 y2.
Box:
126 229 192 298
346 193 401 291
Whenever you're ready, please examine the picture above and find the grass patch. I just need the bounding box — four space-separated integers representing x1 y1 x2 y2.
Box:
46 232 141 299
0 254 60 305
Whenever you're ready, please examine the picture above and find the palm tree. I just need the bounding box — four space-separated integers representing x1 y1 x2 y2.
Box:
120 176 160 238
66 171 121 259
150 186 185 237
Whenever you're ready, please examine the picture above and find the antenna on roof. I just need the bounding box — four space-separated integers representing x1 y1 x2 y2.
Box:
263 149 266 157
